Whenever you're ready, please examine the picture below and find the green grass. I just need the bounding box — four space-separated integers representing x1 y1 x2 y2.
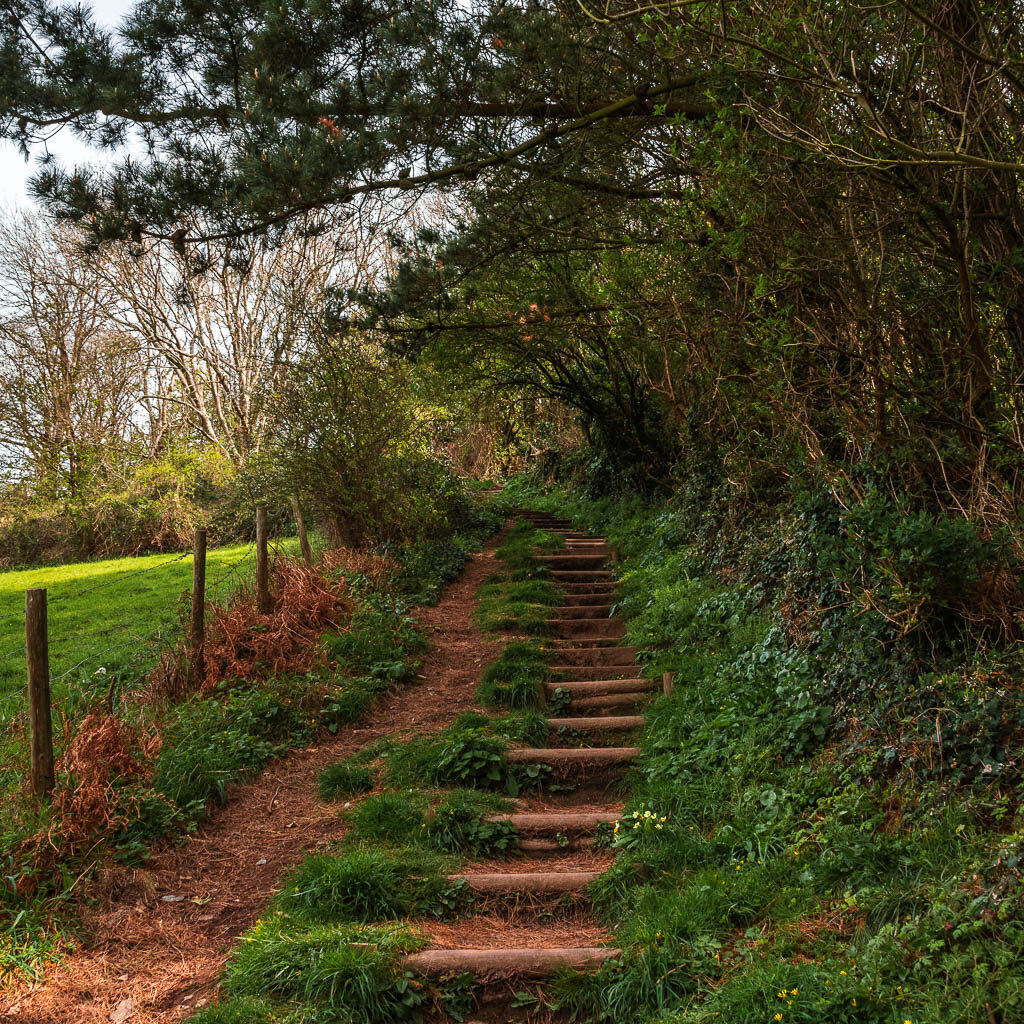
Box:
475 575 562 634
318 760 374 801
477 639 550 708
0 537 311 714
222 918 428 1022
273 846 465 924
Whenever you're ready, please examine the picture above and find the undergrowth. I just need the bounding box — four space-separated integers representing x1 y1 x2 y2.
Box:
500 477 1024 1024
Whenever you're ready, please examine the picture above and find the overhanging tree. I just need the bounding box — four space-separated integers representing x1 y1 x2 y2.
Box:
0 0 708 246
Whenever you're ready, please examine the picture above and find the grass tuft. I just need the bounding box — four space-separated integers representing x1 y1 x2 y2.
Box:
477 640 548 708
318 760 373 801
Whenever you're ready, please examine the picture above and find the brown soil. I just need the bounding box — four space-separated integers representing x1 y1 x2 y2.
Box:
467 850 612 874
1 535 506 1024
422 916 612 950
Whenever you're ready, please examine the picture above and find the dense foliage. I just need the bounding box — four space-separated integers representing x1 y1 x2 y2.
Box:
508 475 1024 1023
5 2 1024 1017
6 1 1024 516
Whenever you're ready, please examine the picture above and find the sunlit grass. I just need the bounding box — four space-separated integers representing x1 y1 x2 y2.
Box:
0 536 312 708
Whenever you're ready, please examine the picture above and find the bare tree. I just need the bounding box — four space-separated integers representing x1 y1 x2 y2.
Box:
0 211 145 496
106 212 384 465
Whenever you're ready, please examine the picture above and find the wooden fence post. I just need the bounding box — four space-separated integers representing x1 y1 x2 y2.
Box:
25 588 54 798
290 496 313 567
190 527 207 687
256 504 272 614
662 671 674 696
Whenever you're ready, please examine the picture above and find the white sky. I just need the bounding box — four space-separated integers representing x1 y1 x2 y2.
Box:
0 0 138 206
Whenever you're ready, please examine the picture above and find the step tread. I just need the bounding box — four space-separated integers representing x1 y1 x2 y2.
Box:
546 678 649 693
506 746 640 763
548 617 619 624
495 811 621 828
571 693 650 709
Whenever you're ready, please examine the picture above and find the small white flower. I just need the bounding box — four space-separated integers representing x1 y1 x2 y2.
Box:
93 666 107 676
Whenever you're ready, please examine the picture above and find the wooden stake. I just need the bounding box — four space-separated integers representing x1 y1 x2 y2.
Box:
662 671 674 696
190 527 207 687
256 504 271 614
290 496 313 566
25 589 54 798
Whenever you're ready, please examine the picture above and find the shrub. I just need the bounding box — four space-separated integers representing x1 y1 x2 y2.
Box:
0 449 240 566
151 679 310 811
432 728 510 791
423 790 518 857
261 338 476 546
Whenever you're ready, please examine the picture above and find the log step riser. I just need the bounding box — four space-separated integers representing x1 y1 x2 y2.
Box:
546 678 649 695
405 947 619 979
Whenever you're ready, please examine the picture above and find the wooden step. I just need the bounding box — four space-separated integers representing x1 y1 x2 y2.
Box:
518 837 592 853
551 570 615 583
550 647 639 666
547 678 650 695
559 584 617 597
559 604 613 619
549 664 641 680
506 746 640 766
548 715 644 731
548 636 623 648
405 947 618 978
494 811 621 832
550 619 624 638
455 871 600 893
541 554 608 569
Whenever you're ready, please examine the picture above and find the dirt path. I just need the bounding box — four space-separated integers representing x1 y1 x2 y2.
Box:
2 534 506 1024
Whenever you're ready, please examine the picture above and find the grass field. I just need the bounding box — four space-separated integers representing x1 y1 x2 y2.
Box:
0 537 307 723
